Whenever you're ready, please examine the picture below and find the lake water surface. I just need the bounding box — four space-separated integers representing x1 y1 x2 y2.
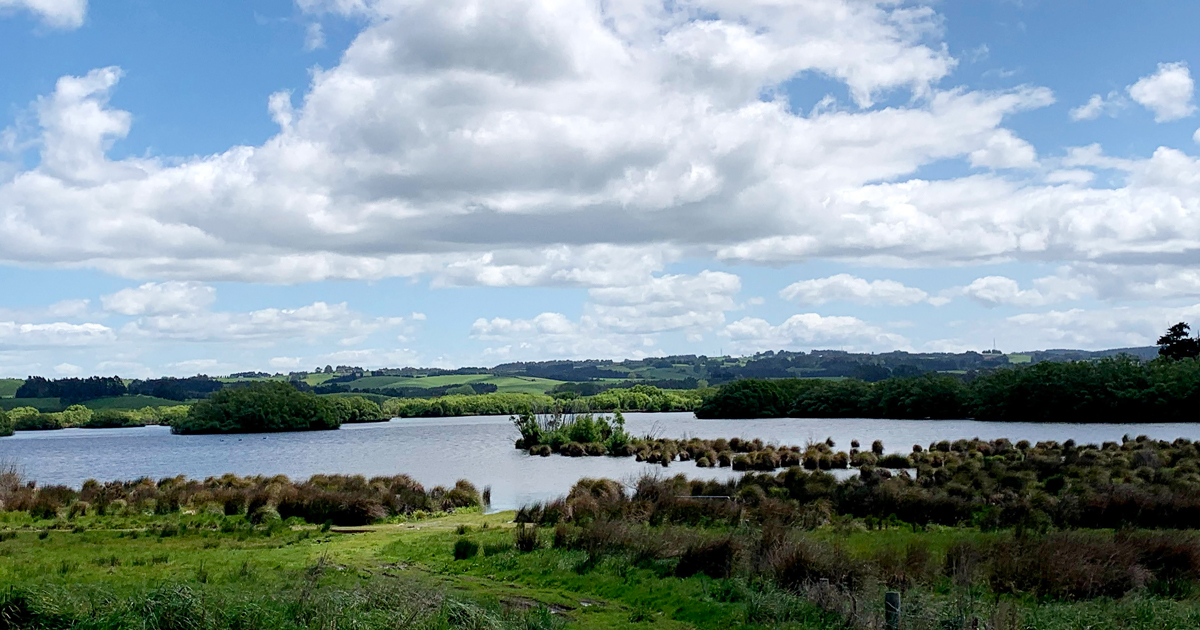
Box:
3 413 1200 511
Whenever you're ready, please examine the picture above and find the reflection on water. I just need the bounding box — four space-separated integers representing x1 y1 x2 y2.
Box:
3 413 1200 511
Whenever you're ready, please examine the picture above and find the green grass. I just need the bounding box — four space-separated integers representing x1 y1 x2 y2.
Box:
2 510 1199 629
84 395 183 410
1007 353 1033 364
0 397 61 412
0 378 21 398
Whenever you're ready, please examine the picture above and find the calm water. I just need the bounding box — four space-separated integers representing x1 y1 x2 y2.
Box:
3 413 1200 511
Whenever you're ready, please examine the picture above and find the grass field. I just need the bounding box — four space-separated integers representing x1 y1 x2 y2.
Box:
0 378 21 398
1006 353 1033 364
348 374 566 395
0 397 62 412
84 395 183 409
3 510 1195 629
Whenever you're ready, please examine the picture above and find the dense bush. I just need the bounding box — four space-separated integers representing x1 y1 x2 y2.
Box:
0 408 11 437
79 410 147 429
331 396 388 423
698 357 1200 421
13 413 62 431
172 381 340 434
382 386 705 418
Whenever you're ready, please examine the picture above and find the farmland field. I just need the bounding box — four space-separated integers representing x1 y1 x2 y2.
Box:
349 374 566 395
0 378 21 398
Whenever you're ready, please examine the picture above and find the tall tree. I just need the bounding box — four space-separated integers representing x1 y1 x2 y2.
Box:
1158 322 1200 361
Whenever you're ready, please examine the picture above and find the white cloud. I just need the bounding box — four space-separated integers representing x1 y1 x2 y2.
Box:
947 275 1089 308
123 301 404 344
269 356 303 369
968 129 1038 169
304 22 325 50
0 299 92 323
0 0 86 29
1128 61 1196 122
720 314 908 353
469 270 742 358
53 362 80 375
780 274 928 306
0 322 114 348
101 282 217 316
1069 92 1124 121
1004 303 1200 350
0 1 1062 287
587 270 740 333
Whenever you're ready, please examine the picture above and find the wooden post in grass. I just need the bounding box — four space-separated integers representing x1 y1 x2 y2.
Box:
884 591 901 630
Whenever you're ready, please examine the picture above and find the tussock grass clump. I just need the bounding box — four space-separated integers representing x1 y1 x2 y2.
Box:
514 524 539 552
453 538 480 560
1 472 481 527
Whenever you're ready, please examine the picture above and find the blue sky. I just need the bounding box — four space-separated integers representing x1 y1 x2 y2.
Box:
3 0 1200 378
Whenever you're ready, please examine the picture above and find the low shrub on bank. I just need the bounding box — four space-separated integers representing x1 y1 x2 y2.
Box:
0 471 480 525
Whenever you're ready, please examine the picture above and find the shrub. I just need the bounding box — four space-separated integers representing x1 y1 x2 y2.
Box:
453 538 479 560
0 409 12 437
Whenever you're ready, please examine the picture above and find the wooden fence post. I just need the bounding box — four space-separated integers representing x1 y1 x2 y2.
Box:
884 591 901 630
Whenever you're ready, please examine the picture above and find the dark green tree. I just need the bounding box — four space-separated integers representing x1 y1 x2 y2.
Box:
172 381 341 434
1158 322 1200 361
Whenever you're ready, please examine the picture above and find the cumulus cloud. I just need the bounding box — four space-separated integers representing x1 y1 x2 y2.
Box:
720 314 908 353
1128 62 1196 122
968 129 1038 169
947 275 1089 308
123 301 405 344
780 274 928 306
101 282 217 316
0 0 1065 287
1004 303 1200 350
470 270 742 358
0 0 86 29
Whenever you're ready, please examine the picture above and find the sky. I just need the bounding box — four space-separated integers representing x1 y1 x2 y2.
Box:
3 0 1200 378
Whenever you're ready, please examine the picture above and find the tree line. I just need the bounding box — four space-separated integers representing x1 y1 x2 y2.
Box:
698 356 1200 421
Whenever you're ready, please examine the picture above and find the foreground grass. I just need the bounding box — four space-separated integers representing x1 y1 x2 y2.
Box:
3 512 1200 629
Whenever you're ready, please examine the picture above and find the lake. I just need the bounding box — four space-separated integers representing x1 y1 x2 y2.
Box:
3 413 1200 511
